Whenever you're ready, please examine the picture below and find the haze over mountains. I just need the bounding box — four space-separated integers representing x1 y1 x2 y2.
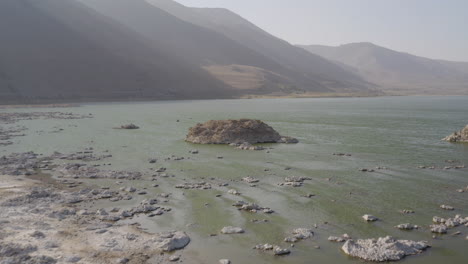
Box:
0 0 467 104
298 43 468 95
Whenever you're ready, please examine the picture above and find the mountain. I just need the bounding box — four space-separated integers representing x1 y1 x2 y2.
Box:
143 0 376 94
0 0 235 104
298 43 468 95
76 0 313 95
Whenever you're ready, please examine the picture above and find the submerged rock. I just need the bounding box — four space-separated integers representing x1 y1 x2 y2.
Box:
341 236 429 262
440 204 454 210
242 177 259 183
362 214 378 222
232 200 274 214
443 125 468 142
116 124 139 129
185 119 298 144
235 142 264 151
395 223 419 230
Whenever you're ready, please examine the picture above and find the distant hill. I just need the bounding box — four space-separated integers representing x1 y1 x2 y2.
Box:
298 42 468 95
0 0 235 104
145 0 376 94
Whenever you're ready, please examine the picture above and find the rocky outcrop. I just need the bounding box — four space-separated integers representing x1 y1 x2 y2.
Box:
443 125 468 142
341 236 429 262
185 119 298 144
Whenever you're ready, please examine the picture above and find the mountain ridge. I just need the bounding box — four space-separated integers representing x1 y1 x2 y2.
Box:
298 42 468 94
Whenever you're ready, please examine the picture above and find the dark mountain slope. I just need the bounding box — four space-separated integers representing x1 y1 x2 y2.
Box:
0 0 234 103
147 0 374 92
77 0 334 93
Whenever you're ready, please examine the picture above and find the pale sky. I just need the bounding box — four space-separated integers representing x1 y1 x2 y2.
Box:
173 0 468 62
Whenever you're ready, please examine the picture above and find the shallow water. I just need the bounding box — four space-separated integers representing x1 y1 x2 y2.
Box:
2 96 468 264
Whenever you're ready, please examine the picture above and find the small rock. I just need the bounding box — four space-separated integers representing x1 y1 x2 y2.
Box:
228 189 241 195
273 246 290 255
219 259 231 264
221 226 245 234
440 205 454 210
362 214 378 222
395 223 419 230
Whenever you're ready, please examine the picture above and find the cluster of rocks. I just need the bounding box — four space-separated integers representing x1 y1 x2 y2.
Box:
0 175 190 264
0 152 47 175
278 176 311 187
359 167 387 172
283 228 314 243
100 199 171 221
164 155 186 161
175 182 212 190
443 124 468 142
0 242 57 264
57 163 142 180
430 215 467 234
185 119 298 149
0 125 26 146
0 112 92 124
253 244 290 255
232 201 274 214
418 165 466 170
0 112 92 146
51 150 112 162
65 188 136 204
233 142 265 151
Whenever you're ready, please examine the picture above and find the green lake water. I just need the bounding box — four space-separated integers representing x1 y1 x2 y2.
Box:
2 96 468 263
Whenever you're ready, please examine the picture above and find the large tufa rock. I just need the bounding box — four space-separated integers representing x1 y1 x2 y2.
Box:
443 124 468 142
185 119 298 144
341 236 429 262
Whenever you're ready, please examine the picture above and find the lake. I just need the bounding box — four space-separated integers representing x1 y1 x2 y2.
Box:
2 96 468 263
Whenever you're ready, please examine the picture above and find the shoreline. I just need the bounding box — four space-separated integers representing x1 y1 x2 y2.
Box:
4 93 468 108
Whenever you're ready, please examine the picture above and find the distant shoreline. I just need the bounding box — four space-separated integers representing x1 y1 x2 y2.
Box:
2 93 468 108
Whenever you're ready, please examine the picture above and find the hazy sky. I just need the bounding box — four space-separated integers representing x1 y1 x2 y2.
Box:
174 0 468 61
